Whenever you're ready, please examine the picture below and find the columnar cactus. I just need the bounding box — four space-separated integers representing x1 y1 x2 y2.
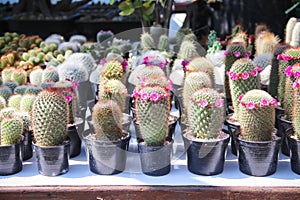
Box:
292 78 300 139
138 73 170 89
0 117 23 145
188 88 225 139
255 31 280 56
158 34 169 52
134 85 171 146
32 88 69 146
238 89 277 141
98 79 127 112
140 32 155 51
228 58 260 120
291 22 300 47
285 17 297 45
92 100 123 141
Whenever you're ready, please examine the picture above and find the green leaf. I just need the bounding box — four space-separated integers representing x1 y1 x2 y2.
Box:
133 0 143 8
143 0 153 8
142 14 153 21
110 0 116 5
159 0 165 7
119 1 135 16
143 2 155 15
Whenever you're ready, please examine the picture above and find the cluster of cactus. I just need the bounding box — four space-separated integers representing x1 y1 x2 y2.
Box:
0 117 23 146
57 61 89 83
96 30 114 46
238 89 276 141
1 67 27 85
31 88 69 146
135 85 171 146
44 48 72 67
224 42 248 100
187 88 224 139
228 58 260 120
92 99 123 141
21 49 45 67
98 79 127 112
12 111 31 132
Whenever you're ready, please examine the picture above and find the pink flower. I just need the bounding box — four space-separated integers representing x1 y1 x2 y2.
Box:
277 54 283 60
215 99 224 107
260 99 270 107
245 51 251 58
199 99 208 108
72 81 78 90
141 92 149 100
65 95 72 103
181 60 189 70
166 82 173 91
224 50 229 56
240 101 246 106
257 66 263 72
131 89 140 98
271 98 278 106
294 71 300 78
285 66 293 77
242 72 249 80
122 59 128 70
100 59 106 66
247 101 256 110
283 55 292 61
150 93 160 102
231 73 239 80
159 62 165 69
251 69 258 77
293 80 300 88
142 56 149 65
234 51 241 57
238 94 244 101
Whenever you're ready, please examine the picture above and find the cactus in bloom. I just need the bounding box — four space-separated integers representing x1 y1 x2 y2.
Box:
138 73 170 89
98 79 127 112
285 17 297 45
158 34 169 52
188 88 225 139
140 32 155 51
183 72 212 114
187 57 215 86
224 42 248 100
238 89 277 141
290 22 300 47
32 88 69 146
29 68 43 86
11 69 27 85
0 117 23 145
228 58 260 120
42 67 59 83
92 100 123 141
100 60 125 81
292 79 300 139
177 40 199 60
134 85 171 146
20 94 36 113
8 94 22 110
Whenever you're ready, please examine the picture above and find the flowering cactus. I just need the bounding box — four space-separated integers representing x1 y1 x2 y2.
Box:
239 89 278 141
292 77 300 139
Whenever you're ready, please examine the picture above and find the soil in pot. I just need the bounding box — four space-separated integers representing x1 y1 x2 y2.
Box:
0 143 23 176
183 129 230 176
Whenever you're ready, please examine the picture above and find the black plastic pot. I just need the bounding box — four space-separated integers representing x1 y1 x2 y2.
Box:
275 107 285 135
236 134 281 177
183 132 230 176
224 115 240 156
84 132 131 175
0 143 22 176
68 125 82 158
278 114 293 156
138 139 173 176
287 129 300 175
21 130 33 161
33 140 70 176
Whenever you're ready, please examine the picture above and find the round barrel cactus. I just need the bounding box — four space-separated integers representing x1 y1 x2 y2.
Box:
0 117 23 145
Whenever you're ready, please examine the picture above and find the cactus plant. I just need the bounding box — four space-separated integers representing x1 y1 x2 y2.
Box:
66 53 96 74
292 78 300 139
140 32 155 51
187 57 215 86
20 94 36 113
106 52 124 63
290 22 300 47
96 30 114 46
177 40 199 60
0 117 23 145
285 17 297 45
31 88 69 146
12 111 31 132
100 60 125 81
8 94 22 110
255 31 280 56
69 34 87 45
134 85 171 146
0 85 12 101
57 61 89 83
4 81 18 92
92 99 123 141
42 67 59 83
136 65 166 86
228 58 260 120
0 107 16 120
158 34 169 52
238 89 277 141
24 85 43 95
0 96 6 109
29 68 43 86
1 67 14 83
176 28 193 48
188 88 225 139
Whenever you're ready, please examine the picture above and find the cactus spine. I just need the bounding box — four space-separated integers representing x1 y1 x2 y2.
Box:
187 57 215 86
239 89 276 141
291 22 300 47
92 100 123 141
293 80 300 139
158 34 169 52
188 88 224 139
42 67 59 83
285 17 297 45
177 40 199 60
0 117 23 145
8 94 22 110
32 88 69 146
11 69 27 85
100 60 125 81
140 32 155 51
20 94 36 113
29 68 43 86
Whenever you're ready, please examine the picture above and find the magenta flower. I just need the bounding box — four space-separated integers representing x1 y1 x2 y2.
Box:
159 62 165 69
277 54 283 60
293 80 300 88
181 60 190 71
246 101 256 110
285 65 293 77
131 89 140 98
238 94 244 101
142 56 149 65
257 66 263 72
294 71 300 78
141 92 149 100
72 81 78 90
166 82 173 91
251 69 258 77
234 51 241 58
283 55 292 61
260 99 270 107
242 72 249 80
122 59 128 70
100 58 106 66
65 95 72 103
224 50 229 56
199 99 208 108
215 99 224 107
245 51 251 58
150 93 160 102
231 73 239 80
271 98 278 106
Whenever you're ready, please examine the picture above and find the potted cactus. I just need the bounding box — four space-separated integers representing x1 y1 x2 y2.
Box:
31 88 70 176
236 89 281 176
83 99 131 175
182 88 229 175
0 116 23 175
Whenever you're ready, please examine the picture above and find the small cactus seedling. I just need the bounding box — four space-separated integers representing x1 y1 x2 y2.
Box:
158 34 170 52
177 40 199 60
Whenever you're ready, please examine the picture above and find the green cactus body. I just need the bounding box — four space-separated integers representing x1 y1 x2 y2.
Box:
1 67 14 83
135 86 170 146
269 44 289 98
24 85 43 95
0 85 12 101
229 58 260 120
0 107 16 120
183 72 212 113
20 94 36 112
176 28 193 47
284 77 294 121
187 57 215 87
42 67 59 83
92 100 123 141
255 32 279 55
158 34 169 52
8 94 22 110
0 117 23 145
11 69 27 85
32 88 69 146
41 81 55 89
4 81 18 92
104 46 122 57
29 68 43 86
101 60 124 81
12 111 31 132
140 33 155 51
239 89 276 141
188 88 225 139
177 40 199 60
96 30 114 45
0 96 6 109
138 73 169 89
224 42 247 100
253 53 272 71
293 86 300 139
291 22 300 47
278 61 289 105
136 65 165 86
285 17 297 44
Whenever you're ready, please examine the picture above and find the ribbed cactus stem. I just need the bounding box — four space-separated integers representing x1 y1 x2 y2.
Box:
188 88 225 139
0 117 23 145
140 32 155 51
158 34 169 52
293 84 300 139
285 17 297 45
42 67 59 83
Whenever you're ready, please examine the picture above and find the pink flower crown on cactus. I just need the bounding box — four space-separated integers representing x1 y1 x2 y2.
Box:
139 77 173 91
277 53 300 62
285 63 300 88
226 66 263 81
189 97 224 109
131 89 170 102
224 50 251 58
51 79 78 103
238 94 278 110
181 59 190 72
142 56 169 69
